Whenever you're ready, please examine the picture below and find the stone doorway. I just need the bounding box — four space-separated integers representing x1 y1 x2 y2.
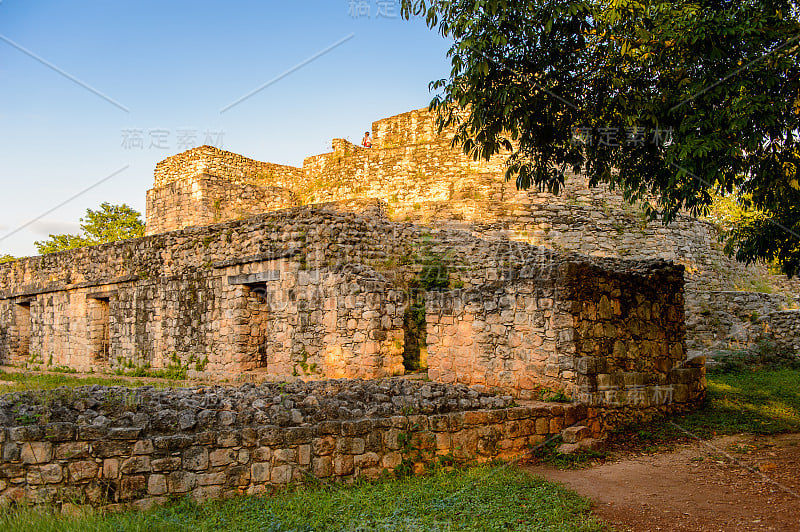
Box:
14 300 31 361
87 295 111 364
228 269 282 372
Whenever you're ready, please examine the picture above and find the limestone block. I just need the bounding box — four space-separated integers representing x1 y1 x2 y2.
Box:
20 442 53 464
67 461 99 482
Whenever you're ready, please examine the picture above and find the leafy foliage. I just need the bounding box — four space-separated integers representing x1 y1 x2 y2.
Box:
35 203 145 254
402 0 800 275
0 254 16 264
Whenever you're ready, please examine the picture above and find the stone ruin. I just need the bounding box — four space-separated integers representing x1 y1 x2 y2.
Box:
1 108 724 401
0 106 796 507
3 107 798 392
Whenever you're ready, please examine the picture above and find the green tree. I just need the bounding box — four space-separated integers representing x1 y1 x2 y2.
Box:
402 0 800 276
0 254 15 264
35 203 145 254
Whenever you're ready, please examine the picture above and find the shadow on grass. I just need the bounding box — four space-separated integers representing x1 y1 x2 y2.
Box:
607 368 800 453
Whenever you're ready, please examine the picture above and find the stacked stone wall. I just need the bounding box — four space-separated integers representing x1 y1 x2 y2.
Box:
685 291 800 353
764 310 800 354
146 175 299 235
370 107 470 151
143 109 799 299
0 381 585 509
0 204 708 400
153 146 302 188
300 139 505 209
424 258 700 406
0 208 418 379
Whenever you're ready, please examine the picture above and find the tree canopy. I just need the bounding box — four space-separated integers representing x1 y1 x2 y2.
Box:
35 203 146 255
401 0 800 276
0 255 15 264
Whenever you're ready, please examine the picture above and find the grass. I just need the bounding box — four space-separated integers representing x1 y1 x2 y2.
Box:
3 365 798 528
678 368 800 436
0 369 174 393
608 367 800 451
0 466 606 532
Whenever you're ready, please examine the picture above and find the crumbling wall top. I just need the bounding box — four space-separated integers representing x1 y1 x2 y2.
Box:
152 145 302 188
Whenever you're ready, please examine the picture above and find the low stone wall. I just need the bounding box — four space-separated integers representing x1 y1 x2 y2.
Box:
762 310 800 354
685 290 800 353
0 380 585 509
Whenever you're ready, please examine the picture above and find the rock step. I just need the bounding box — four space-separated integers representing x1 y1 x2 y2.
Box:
561 425 592 444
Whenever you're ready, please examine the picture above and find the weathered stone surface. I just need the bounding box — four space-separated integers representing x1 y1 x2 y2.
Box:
67 461 99 482
56 442 89 460
20 442 52 464
120 475 147 501
251 462 270 483
182 447 209 471
561 426 592 444
0 105 751 513
147 474 167 496
120 456 151 475
26 464 62 484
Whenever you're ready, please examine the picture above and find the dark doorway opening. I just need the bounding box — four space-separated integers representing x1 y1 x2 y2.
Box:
403 289 427 372
14 300 31 360
88 296 111 363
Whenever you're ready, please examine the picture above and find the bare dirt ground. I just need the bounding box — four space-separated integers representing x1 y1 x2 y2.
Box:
526 433 800 532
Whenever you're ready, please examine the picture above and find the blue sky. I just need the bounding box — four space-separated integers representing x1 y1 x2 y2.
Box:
0 0 451 257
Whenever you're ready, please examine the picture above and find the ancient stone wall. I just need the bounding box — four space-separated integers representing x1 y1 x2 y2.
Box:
370 107 457 150
153 146 302 189
146 174 299 235
0 208 417 380
685 290 800 353
425 257 699 407
143 109 798 298
0 202 708 400
0 381 585 509
300 138 504 209
764 310 800 354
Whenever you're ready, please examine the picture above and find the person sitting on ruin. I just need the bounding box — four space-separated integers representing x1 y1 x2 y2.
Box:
362 131 372 148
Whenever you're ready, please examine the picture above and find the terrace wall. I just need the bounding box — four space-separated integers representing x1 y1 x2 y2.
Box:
0 398 587 510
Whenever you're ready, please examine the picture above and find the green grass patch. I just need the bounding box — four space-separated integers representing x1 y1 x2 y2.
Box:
0 466 606 532
0 370 169 393
677 368 800 436
610 368 800 449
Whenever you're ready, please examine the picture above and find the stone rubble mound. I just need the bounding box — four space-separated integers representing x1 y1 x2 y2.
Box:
0 378 513 432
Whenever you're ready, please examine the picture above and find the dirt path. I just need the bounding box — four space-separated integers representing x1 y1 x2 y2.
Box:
526 434 800 532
